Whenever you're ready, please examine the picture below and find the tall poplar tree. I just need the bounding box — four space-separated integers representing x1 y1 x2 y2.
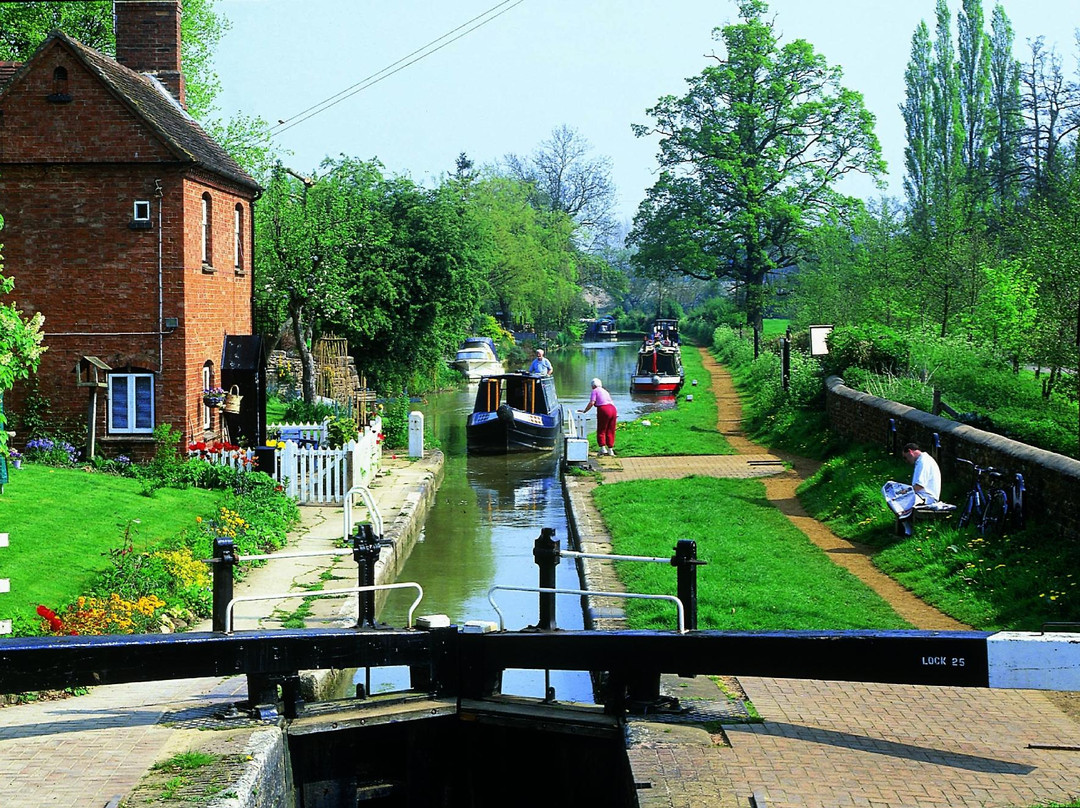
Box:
987 3 1023 219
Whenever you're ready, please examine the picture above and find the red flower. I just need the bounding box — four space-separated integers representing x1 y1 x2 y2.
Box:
36 604 55 619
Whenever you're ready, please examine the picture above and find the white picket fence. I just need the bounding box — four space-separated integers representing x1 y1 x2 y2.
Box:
192 416 382 505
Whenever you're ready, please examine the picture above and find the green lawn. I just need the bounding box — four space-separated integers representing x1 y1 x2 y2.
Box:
797 444 1080 630
0 463 219 633
614 346 735 457
593 476 910 631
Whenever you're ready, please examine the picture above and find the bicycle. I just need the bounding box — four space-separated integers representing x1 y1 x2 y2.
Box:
955 458 1018 538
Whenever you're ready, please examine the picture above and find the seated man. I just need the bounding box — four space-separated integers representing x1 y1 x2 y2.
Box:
529 348 553 376
883 442 943 535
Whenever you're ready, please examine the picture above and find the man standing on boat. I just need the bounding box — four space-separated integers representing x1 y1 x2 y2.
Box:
529 348 553 376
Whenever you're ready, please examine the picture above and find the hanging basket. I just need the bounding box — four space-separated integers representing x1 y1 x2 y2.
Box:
224 384 243 414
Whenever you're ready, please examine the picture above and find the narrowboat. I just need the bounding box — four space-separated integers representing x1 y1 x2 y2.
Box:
467 372 564 453
630 342 685 394
451 336 503 379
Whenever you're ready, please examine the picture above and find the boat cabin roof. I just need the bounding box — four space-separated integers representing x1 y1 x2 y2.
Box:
461 336 498 355
473 372 559 415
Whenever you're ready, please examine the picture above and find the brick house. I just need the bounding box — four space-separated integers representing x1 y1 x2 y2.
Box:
0 0 263 459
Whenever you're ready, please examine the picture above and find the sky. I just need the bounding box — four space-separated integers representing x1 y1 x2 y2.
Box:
214 1 1080 222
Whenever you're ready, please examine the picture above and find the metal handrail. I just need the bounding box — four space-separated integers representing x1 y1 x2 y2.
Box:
560 550 670 564
344 484 384 539
487 585 686 634
225 582 423 634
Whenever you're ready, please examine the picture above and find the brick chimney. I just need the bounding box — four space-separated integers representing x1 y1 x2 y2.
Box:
114 0 185 108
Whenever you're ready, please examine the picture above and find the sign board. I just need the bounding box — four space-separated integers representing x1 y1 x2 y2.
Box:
809 325 834 356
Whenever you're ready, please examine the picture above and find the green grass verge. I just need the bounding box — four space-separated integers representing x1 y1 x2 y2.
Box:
797 444 1080 630
614 347 735 457
761 319 790 338
0 463 218 628
593 476 910 631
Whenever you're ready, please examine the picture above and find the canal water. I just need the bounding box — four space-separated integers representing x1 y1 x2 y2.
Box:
371 340 677 701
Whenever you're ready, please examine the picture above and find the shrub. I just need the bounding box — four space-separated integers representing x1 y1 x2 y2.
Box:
327 414 359 448
138 424 187 495
822 324 911 377
380 395 411 449
283 397 337 424
24 436 79 466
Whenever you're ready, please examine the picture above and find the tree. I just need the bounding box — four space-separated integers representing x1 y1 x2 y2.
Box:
255 163 362 402
503 125 617 250
0 215 47 457
987 3 1023 220
628 0 884 332
0 0 228 122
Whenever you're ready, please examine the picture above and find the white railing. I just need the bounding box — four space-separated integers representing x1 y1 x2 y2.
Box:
275 419 329 446
190 417 382 505
0 532 10 636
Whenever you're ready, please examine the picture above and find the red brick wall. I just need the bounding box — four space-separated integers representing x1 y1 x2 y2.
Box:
0 42 254 458
826 376 1080 540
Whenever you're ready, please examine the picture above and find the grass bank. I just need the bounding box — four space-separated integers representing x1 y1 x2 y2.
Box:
593 476 910 631
0 461 298 636
797 445 1079 630
613 346 734 457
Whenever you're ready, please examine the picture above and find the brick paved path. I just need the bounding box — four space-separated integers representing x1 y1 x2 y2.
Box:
601 348 1080 808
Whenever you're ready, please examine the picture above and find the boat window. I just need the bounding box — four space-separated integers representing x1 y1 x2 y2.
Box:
657 352 678 374
506 379 527 411
475 378 501 412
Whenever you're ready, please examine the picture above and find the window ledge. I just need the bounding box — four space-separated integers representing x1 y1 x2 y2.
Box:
101 435 156 443
202 263 216 274
128 220 152 230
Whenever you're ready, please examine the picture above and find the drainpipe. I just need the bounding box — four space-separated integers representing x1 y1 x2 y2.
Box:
156 178 164 374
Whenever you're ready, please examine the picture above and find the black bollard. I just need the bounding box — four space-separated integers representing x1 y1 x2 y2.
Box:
672 539 704 632
533 527 560 631
781 337 790 391
212 536 236 632
352 522 380 628
887 418 897 454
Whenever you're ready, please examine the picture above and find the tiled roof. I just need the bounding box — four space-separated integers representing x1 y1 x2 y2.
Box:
1 33 259 193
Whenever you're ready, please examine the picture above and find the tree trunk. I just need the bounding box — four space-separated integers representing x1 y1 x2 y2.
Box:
291 304 317 404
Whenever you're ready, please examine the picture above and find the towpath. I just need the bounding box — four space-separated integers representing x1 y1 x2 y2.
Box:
572 346 1080 808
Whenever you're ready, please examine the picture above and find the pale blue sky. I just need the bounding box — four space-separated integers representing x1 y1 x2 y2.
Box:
215 1 1078 221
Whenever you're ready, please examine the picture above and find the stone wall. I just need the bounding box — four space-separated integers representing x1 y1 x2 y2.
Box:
825 376 1080 540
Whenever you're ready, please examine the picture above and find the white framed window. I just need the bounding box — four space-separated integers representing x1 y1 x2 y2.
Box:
201 193 212 265
202 364 212 431
133 200 151 222
234 204 244 269
108 373 154 434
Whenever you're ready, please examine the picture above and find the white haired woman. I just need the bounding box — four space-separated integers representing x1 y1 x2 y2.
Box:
579 377 618 456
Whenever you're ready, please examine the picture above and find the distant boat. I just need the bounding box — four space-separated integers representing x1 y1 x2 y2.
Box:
467 372 564 454
630 342 685 394
451 337 503 379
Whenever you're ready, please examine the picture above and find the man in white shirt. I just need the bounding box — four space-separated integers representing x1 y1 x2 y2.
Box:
529 349 553 376
904 442 941 504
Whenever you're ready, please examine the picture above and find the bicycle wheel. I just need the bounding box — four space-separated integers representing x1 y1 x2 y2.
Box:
958 491 979 528
980 490 1008 538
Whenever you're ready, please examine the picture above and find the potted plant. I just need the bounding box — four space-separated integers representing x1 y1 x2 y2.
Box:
8 448 21 469
202 387 227 408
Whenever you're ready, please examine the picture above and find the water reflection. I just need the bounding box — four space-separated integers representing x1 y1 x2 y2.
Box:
372 341 673 701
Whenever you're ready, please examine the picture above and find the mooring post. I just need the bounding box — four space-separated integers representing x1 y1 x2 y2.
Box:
352 522 380 628
672 539 704 632
533 527 560 631
211 536 236 633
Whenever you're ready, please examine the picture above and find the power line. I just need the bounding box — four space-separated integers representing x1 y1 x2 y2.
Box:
266 0 526 141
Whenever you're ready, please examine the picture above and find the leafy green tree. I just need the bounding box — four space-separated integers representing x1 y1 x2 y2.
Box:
628 0 884 333
987 3 1023 220
0 216 47 457
255 163 361 402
